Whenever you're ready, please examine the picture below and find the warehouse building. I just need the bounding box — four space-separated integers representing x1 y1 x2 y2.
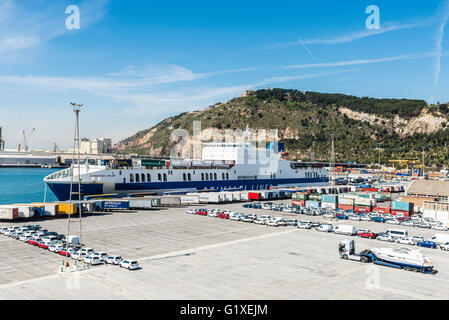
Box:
406 179 449 223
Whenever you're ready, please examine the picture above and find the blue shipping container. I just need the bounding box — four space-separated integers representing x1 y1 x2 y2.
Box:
103 201 129 210
305 200 321 208
392 201 411 211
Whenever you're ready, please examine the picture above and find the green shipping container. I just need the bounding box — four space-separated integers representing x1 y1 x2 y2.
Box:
141 159 166 167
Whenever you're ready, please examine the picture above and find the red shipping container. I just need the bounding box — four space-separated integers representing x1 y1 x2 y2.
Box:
391 209 410 217
338 204 354 211
248 192 260 200
361 187 378 192
374 206 391 214
292 200 305 206
355 206 371 213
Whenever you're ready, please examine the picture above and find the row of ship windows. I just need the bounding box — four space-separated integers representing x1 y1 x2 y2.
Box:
123 172 230 183
305 172 323 178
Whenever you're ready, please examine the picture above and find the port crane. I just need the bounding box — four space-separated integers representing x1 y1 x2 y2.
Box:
18 128 35 152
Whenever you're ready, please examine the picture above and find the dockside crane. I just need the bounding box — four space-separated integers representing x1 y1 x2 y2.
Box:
19 128 35 152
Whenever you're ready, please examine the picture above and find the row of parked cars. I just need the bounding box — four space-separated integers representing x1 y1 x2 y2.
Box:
297 222 449 250
0 224 140 270
244 202 449 231
186 208 296 227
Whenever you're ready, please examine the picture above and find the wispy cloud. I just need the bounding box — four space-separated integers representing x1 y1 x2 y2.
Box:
287 51 449 69
434 0 449 85
0 0 109 55
302 21 430 45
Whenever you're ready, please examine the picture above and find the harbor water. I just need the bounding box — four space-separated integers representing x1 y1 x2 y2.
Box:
0 168 59 205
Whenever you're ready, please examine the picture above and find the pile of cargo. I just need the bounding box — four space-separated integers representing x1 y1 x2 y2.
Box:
289 191 414 216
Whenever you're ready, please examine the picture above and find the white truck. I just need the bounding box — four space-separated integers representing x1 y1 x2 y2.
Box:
333 224 357 236
429 233 449 246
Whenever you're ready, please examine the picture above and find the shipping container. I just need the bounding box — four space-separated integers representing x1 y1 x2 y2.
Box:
128 199 158 209
391 209 410 217
308 194 322 201
321 202 337 209
160 196 181 207
12 204 36 218
392 201 412 212
31 203 59 216
292 200 305 206
0 206 19 220
355 206 371 213
83 194 120 201
338 204 354 211
248 192 261 200
305 200 321 208
57 203 78 215
180 195 200 204
338 197 355 205
373 206 390 214
321 194 338 203
103 200 129 210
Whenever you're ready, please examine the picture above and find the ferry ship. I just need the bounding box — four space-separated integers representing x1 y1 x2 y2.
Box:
44 142 329 201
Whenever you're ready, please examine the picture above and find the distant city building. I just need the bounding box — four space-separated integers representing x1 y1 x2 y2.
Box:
80 138 112 154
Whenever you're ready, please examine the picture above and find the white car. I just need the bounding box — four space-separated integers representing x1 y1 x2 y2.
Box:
229 214 241 221
432 224 448 231
411 235 424 243
49 244 63 253
207 211 219 217
186 209 196 214
439 242 449 251
400 220 414 227
92 252 108 261
396 237 415 245
360 215 371 221
105 255 123 264
377 234 394 242
81 247 94 255
242 214 256 222
253 218 266 225
84 255 103 265
323 212 334 219
385 219 400 225
120 260 140 270
298 221 313 229
316 224 333 232
349 214 361 221
19 235 32 242
266 219 280 227
71 251 88 261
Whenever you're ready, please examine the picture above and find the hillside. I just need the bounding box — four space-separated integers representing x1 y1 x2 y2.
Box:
114 89 449 168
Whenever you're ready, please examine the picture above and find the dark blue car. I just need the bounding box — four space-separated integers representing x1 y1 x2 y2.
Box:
417 241 437 248
242 204 253 208
371 216 385 223
336 213 348 220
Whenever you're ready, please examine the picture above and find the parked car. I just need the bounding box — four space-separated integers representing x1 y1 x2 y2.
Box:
186 209 196 214
360 215 371 221
229 213 241 221
439 242 449 251
417 241 437 249
297 221 313 229
349 214 361 221
316 224 333 232
120 259 140 270
242 214 257 222
416 222 431 229
49 244 64 253
358 231 377 239
266 219 280 227
242 203 253 208
400 220 414 227
336 213 349 220
385 218 400 225
84 255 103 265
71 251 88 261
376 233 394 242
218 212 229 219
432 223 448 231
396 237 415 245
105 255 123 264
92 252 108 261
196 209 207 216
411 235 424 244
81 247 94 255
253 218 266 225
371 216 385 223
285 219 298 226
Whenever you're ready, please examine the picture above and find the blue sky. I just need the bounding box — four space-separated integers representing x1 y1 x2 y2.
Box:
0 0 449 149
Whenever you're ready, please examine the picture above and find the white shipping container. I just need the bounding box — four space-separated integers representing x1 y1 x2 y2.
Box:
180 195 200 204
14 205 35 219
339 197 354 205
354 197 372 206
224 193 234 202
321 202 337 209
0 206 18 220
160 196 181 207
129 199 154 209
230 192 241 201
239 192 249 201
199 193 222 203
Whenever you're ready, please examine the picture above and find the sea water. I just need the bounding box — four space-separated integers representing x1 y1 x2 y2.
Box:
0 168 60 205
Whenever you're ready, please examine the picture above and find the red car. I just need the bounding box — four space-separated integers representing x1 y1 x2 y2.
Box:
197 209 207 216
358 231 377 239
58 250 70 257
27 239 37 245
218 212 229 219
38 243 48 249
